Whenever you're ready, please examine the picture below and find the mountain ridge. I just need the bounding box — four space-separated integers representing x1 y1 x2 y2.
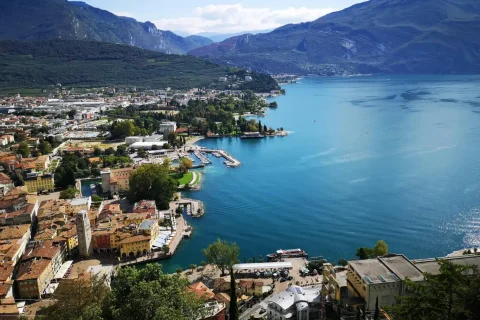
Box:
0 0 213 54
189 0 480 74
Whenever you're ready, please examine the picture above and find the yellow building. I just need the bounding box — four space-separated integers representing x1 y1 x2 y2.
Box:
16 258 53 299
56 227 78 255
118 235 151 258
23 174 55 193
101 167 134 196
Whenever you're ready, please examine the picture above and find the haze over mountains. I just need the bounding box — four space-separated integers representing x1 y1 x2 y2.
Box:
0 0 212 54
190 0 480 74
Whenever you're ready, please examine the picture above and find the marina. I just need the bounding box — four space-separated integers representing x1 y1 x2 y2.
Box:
187 146 242 168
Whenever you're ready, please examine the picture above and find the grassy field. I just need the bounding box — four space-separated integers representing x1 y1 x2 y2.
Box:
171 172 193 185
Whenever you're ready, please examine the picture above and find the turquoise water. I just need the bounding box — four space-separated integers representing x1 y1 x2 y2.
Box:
161 75 480 273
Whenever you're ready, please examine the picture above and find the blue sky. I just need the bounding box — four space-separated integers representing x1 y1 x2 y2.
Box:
77 0 364 35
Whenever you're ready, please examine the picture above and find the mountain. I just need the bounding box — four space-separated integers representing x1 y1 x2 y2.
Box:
190 0 480 74
0 40 277 92
195 30 273 43
0 0 212 54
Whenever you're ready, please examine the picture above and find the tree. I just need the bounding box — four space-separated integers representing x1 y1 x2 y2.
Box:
105 264 205 320
202 239 240 276
60 188 79 199
176 268 183 275
374 296 379 320
40 274 109 320
229 266 239 320
355 247 373 260
137 147 147 159
39 140 52 155
373 240 388 257
93 147 102 157
127 163 178 209
258 120 262 133
167 132 177 146
162 245 170 255
386 260 480 320
111 120 136 139
178 158 192 174
338 259 348 267
67 109 77 119
356 306 361 320
189 264 197 273
17 142 30 158
91 194 103 202
116 144 128 156
104 147 115 156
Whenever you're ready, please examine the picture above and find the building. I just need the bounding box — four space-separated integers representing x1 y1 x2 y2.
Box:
16 258 53 299
100 167 133 196
129 141 169 150
0 224 31 265
0 173 14 196
267 285 321 320
239 279 270 296
22 241 65 282
23 173 55 193
125 136 144 146
158 121 177 135
346 254 425 311
118 235 151 258
245 76 253 82
76 210 93 257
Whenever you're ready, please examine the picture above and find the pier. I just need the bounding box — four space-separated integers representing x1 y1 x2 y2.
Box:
193 150 212 165
201 149 242 168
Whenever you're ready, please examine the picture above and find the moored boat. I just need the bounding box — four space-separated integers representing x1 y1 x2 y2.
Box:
240 132 265 139
267 248 308 261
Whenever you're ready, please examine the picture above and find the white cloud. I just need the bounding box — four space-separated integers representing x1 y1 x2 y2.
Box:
152 4 336 35
113 11 135 18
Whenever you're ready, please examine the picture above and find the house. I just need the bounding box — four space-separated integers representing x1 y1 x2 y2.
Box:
16 258 53 299
118 235 151 258
267 286 321 320
346 254 425 311
239 279 270 296
188 282 215 300
100 167 134 196
0 173 14 196
158 121 177 135
23 173 54 193
22 241 66 281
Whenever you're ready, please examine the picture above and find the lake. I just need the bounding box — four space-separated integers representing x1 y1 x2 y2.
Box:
161 74 480 272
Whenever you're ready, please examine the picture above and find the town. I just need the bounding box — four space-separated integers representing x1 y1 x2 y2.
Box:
0 86 477 320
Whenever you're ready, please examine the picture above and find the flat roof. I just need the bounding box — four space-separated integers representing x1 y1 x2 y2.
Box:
379 255 424 282
233 262 292 270
413 255 480 275
349 259 399 284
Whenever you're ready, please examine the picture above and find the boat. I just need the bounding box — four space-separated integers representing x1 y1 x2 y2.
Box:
267 249 308 261
240 132 265 139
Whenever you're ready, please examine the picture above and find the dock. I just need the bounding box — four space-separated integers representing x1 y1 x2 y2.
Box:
193 150 211 165
202 149 241 168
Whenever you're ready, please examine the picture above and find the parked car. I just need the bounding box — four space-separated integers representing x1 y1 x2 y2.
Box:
259 308 266 315
287 276 293 280
280 277 287 283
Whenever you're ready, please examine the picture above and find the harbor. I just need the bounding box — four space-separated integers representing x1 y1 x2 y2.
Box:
187 146 241 168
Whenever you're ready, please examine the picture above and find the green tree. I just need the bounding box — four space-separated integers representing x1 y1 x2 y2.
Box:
17 142 30 158
167 132 177 146
39 140 52 155
105 264 205 320
67 109 77 119
373 240 388 257
112 121 135 139
127 163 178 209
356 306 361 320
137 147 147 158
189 264 197 273
202 239 240 276
91 194 103 202
93 147 102 157
176 268 183 275
178 158 192 174
60 188 79 199
374 296 379 320
229 266 239 320
386 260 480 320
116 144 128 156
40 274 109 320
338 259 348 267
355 247 373 260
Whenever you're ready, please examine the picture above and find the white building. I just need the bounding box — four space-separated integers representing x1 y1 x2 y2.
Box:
245 76 253 82
267 285 321 320
158 122 177 135
125 136 144 146
130 141 169 150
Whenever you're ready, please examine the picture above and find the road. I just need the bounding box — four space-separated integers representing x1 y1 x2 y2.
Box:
240 300 269 320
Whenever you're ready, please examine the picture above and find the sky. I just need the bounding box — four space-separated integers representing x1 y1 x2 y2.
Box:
76 0 365 35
